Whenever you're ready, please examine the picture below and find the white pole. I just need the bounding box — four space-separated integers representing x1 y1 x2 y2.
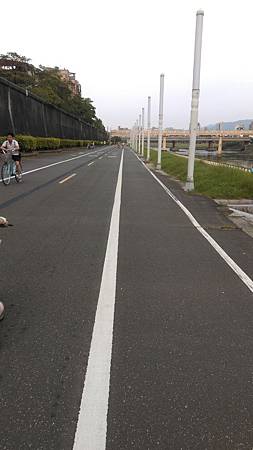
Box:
157 73 164 170
141 107 145 157
138 114 141 154
185 10 204 191
147 96 151 162
135 120 138 152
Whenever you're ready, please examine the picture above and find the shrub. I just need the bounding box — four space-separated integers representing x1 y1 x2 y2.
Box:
0 135 105 152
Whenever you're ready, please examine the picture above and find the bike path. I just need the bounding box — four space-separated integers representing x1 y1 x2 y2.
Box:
1 147 253 449
0 148 122 450
0 146 113 213
106 149 253 449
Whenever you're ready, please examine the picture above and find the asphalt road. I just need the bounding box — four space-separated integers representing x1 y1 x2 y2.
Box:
0 146 253 450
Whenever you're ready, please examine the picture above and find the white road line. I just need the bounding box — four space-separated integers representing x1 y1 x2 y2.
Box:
59 173 76 184
73 150 124 450
0 149 109 183
88 161 95 167
99 156 103 160
20 152 94 178
135 152 253 294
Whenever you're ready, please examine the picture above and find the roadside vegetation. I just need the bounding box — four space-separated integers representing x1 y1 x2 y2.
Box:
0 135 105 152
0 52 105 134
145 149 253 199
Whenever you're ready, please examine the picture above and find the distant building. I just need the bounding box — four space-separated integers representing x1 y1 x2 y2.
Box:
235 124 245 131
249 121 253 130
0 57 34 76
111 128 130 138
58 69 81 96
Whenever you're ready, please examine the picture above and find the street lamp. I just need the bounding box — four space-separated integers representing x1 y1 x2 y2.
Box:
138 114 141 154
147 96 151 162
141 107 145 157
25 82 39 97
157 73 165 170
185 10 204 191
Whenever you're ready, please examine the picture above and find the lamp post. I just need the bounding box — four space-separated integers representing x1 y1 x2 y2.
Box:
141 107 145 157
25 82 39 97
147 96 151 162
157 73 164 170
133 120 137 151
138 114 141 154
185 10 204 191
135 119 138 152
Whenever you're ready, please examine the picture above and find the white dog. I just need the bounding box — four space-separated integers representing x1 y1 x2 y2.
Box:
0 217 8 226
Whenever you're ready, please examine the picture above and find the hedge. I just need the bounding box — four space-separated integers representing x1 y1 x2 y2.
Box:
0 135 106 152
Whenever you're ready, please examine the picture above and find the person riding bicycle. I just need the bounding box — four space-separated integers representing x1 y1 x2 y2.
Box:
1 133 21 178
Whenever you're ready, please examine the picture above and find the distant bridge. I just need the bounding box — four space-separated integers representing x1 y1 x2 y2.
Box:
111 129 253 154
111 129 253 140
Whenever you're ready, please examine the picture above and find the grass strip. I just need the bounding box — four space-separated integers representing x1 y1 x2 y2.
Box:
144 149 253 199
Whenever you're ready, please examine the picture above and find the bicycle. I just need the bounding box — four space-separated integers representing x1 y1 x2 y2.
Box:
1 150 22 185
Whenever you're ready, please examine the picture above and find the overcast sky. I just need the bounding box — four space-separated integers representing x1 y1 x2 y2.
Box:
1 0 253 130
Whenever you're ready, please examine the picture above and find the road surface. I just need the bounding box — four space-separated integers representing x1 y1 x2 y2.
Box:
0 146 253 449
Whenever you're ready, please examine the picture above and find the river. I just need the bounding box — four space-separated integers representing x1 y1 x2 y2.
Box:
176 148 253 170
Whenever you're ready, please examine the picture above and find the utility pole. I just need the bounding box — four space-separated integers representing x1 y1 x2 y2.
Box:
138 114 141 154
185 10 204 191
157 74 165 170
147 96 151 162
141 107 145 156
135 119 138 152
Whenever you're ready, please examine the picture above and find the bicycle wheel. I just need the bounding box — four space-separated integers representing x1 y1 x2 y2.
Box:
1 162 11 185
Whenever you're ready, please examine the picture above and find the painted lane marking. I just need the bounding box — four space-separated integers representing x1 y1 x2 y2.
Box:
19 152 94 178
3 149 108 181
73 150 124 450
59 173 76 184
134 152 253 294
99 156 103 160
88 161 95 167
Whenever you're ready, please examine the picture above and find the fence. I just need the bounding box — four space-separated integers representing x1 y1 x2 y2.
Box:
0 76 106 141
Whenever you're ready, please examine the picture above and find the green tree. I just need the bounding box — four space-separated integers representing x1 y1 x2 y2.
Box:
0 53 105 129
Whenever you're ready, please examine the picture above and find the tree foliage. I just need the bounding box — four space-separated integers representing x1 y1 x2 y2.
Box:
0 52 106 132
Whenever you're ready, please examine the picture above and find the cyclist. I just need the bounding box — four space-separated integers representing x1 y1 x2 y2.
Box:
1 133 22 179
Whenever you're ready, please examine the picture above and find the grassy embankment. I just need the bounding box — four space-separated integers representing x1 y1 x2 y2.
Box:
144 149 253 199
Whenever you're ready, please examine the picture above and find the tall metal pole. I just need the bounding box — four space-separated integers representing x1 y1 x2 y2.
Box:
185 10 204 191
147 96 151 162
135 119 138 152
130 126 134 149
138 114 141 154
157 73 164 170
141 107 145 157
